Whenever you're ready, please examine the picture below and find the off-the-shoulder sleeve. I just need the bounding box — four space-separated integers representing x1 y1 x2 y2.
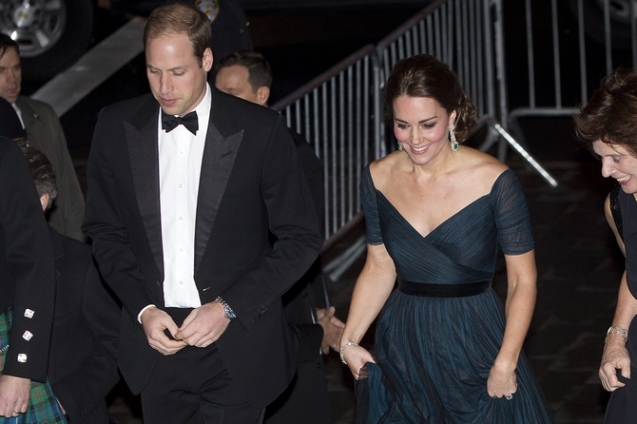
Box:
493 169 534 255
360 165 383 245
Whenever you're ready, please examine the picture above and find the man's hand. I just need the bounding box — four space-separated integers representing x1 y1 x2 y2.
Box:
317 306 346 354
174 301 230 348
600 335 631 391
0 375 30 418
140 306 187 355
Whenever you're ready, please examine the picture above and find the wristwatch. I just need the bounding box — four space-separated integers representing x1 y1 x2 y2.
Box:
215 296 236 320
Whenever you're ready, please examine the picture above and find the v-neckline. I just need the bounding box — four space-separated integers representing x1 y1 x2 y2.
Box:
368 168 509 239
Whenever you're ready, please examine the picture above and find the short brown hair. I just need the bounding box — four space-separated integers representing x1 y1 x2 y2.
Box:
384 54 476 144
217 50 273 91
143 3 211 67
574 67 637 156
0 33 19 60
14 138 58 208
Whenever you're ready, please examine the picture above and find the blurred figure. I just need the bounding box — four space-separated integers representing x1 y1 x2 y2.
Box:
18 139 121 424
216 50 344 424
574 66 637 423
0 97 57 420
0 34 85 241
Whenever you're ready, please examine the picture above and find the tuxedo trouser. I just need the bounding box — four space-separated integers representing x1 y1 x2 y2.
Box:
140 308 265 424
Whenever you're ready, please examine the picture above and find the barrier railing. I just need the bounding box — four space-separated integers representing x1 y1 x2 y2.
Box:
273 0 560 262
508 0 637 149
272 45 377 249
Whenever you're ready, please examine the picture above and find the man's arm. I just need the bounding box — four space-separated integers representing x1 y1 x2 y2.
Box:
220 116 323 330
82 110 155 318
0 139 55 415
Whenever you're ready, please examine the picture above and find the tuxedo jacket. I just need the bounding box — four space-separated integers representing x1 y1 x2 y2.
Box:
16 96 86 241
82 88 323 407
0 136 55 381
47 227 120 424
265 132 332 424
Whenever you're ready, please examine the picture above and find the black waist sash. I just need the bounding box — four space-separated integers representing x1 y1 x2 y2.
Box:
398 278 491 297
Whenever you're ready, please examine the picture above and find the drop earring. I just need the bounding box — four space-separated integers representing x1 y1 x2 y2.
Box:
449 124 459 152
397 143 403 151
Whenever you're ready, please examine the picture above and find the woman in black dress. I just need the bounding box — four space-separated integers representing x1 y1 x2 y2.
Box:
575 66 637 423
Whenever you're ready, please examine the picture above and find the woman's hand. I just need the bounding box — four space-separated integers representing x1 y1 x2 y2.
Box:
599 336 631 391
487 360 518 399
342 344 376 380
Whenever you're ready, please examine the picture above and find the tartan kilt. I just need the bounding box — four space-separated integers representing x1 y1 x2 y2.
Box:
0 308 66 424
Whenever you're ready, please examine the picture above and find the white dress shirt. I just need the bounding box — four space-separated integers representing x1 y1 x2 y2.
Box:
158 84 212 308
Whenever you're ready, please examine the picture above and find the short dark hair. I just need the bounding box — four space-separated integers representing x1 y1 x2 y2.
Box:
14 138 58 208
143 3 211 67
217 50 273 91
574 67 637 156
0 33 19 60
384 54 476 144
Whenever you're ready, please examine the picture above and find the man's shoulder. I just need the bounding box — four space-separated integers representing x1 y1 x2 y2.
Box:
17 95 56 116
212 88 283 126
100 93 155 116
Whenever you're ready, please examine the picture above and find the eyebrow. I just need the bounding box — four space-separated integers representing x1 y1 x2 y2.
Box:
394 116 437 125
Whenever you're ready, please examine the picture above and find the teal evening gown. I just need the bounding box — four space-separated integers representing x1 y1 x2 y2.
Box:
356 166 552 423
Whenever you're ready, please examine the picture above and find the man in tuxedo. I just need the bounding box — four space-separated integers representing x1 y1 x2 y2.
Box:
82 4 322 424
0 34 85 241
215 50 344 424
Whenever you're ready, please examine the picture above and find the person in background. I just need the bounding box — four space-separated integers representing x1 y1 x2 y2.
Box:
339 54 551 423
83 4 322 423
22 141 121 424
0 101 57 420
574 66 637 423
216 50 345 424
0 34 85 241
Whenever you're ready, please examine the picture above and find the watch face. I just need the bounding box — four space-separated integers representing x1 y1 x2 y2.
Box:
195 0 220 23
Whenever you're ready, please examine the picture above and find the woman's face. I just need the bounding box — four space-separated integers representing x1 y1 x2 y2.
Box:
593 140 637 194
392 95 455 166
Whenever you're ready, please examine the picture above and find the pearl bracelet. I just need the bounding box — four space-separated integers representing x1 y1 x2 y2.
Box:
607 325 628 342
340 341 359 365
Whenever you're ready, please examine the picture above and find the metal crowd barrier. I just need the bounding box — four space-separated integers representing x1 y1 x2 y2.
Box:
273 0 561 268
508 0 637 150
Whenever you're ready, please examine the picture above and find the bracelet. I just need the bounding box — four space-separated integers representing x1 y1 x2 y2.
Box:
340 341 359 365
607 325 628 342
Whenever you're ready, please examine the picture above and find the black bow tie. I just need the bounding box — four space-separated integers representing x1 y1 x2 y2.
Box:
161 110 199 135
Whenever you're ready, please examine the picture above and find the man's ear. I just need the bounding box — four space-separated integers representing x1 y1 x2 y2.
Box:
202 48 213 73
256 86 270 106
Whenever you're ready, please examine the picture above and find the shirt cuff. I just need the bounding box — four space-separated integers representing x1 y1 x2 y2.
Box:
137 304 156 324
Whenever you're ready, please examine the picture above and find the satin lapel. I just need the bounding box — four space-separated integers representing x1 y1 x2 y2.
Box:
194 121 243 272
125 110 164 280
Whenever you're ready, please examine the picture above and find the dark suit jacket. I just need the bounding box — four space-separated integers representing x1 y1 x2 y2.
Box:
46 227 120 424
16 96 86 241
0 136 55 381
82 88 323 407
265 131 332 424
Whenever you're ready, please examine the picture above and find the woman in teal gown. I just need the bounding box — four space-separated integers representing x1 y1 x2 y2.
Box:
339 54 552 423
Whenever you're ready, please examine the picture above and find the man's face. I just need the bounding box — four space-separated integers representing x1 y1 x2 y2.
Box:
146 31 212 116
0 47 22 104
215 65 266 106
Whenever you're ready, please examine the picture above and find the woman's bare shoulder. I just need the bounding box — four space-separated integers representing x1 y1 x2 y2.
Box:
369 151 404 187
459 147 509 188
